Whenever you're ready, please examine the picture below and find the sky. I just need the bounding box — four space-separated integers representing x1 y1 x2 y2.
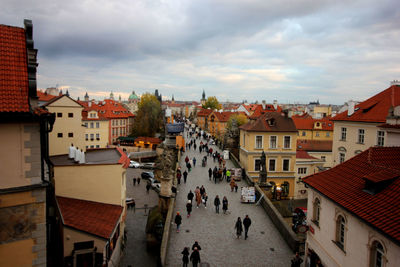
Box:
2 0 399 104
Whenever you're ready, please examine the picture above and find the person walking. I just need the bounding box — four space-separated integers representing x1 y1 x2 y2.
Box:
190 247 201 267
191 241 201 251
183 170 188 183
182 247 190 267
146 182 151 194
175 212 182 233
187 190 194 203
235 217 243 239
226 169 231 182
186 200 193 217
214 195 220 213
199 185 205 197
195 190 202 208
202 192 208 208
133 177 137 186
243 215 252 240
222 196 228 214
177 171 182 185
230 178 236 192
137 177 141 185
192 157 196 167
208 168 212 181
291 252 303 267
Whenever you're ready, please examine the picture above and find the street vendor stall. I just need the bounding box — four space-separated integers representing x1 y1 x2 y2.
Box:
241 187 256 203
231 168 242 181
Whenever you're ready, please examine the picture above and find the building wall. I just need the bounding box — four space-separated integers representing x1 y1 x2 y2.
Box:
307 151 333 169
0 189 47 267
297 129 332 141
306 190 400 267
47 97 85 155
54 164 126 206
63 227 106 257
110 118 129 144
83 120 109 148
294 160 323 199
332 121 380 166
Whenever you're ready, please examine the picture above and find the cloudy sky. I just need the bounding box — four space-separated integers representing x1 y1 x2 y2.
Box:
2 0 399 104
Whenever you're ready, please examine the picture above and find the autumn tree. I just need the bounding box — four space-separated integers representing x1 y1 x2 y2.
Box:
202 96 221 110
131 93 163 137
224 113 248 153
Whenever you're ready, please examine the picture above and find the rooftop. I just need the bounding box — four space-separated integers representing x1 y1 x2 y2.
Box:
240 112 297 132
296 139 333 152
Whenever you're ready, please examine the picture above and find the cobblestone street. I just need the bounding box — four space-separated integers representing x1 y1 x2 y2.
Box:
165 134 293 267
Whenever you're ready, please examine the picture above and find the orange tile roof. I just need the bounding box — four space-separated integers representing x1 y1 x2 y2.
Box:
0 24 29 112
292 115 333 131
197 108 213 117
296 139 332 152
333 85 400 123
249 104 282 119
303 147 400 244
37 90 58 102
296 150 318 159
211 111 240 122
240 112 297 132
79 99 134 119
57 196 123 239
116 147 130 168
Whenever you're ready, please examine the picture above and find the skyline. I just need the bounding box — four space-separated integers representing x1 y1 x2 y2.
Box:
2 0 399 104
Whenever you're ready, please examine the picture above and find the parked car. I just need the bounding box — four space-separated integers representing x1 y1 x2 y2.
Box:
141 171 154 180
141 162 155 169
150 178 161 193
129 160 141 168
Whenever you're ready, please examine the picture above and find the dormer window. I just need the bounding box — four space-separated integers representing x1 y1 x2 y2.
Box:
267 118 275 126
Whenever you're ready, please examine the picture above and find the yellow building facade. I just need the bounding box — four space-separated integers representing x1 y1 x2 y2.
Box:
83 110 110 149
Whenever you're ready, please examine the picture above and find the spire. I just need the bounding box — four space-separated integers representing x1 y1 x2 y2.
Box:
84 92 89 101
202 89 205 100
110 91 114 100
119 95 122 102
172 94 174 101
66 89 69 97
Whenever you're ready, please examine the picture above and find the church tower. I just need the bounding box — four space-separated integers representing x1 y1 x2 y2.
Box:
201 89 206 106
84 92 89 102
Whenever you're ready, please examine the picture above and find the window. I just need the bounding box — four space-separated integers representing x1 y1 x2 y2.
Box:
326 132 330 137
316 132 320 137
302 131 306 136
90 145 94 148
90 134 94 141
255 136 263 149
85 134 88 141
269 159 276 171
284 136 291 149
96 133 100 140
270 136 277 149
57 133 63 138
321 156 326 161
96 122 100 128
370 241 385 267
254 159 261 171
90 122 94 128
68 113 73 118
358 129 365 144
341 127 347 141
84 122 88 128
339 153 345 164
96 145 100 148
298 167 307 174
112 120 115 126
283 159 290 171
335 215 346 250
68 132 73 137
313 198 321 226
57 113 62 117
377 131 385 146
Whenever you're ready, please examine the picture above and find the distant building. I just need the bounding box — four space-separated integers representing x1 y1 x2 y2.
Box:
201 90 206 106
303 147 400 267
294 151 324 199
296 139 333 169
292 113 334 141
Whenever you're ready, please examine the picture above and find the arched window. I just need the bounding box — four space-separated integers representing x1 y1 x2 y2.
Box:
370 241 385 267
335 215 346 250
313 198 321 226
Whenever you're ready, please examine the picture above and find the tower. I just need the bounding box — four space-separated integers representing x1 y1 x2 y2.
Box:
201 89 206 106
84 92 89 102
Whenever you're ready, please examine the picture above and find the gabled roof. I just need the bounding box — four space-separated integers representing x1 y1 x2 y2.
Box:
37 90 58 102
303 147 400 244
333 85 400 123
57 196 123 239
240 112 297 132
209 111 240 122
292 115 333 131
79 99 134 119
249 104 282 119
296 139 332 152
44 94 84 108
197 108 213 117
296 150 318 160
0 24 29 113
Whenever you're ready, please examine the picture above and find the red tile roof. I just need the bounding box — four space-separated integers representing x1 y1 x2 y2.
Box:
249 104 282 119
296 139 332 152
197 108 213 117
57 196 123 239
303 147 400 244
292 115 333 131
116 147 130 168
333 85 400 123
210 111 241 122
79 99 134 119
37 90 58 102
240 112 297 132
0 25 30 113
135 136 162 144
378 123 400 129
296 150 318 160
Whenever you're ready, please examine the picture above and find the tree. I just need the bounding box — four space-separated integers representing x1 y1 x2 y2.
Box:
202 96 221 110
226 113 248 130
224 113 248 152
132 93 163 137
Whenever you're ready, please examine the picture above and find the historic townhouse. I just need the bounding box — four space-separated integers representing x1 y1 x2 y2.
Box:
292 113 334 141
331 83 400 166
239 112 297 198
206 111 239 139
303 147 400 267
294 151 324 199
296 139 333 169
196 108 213 130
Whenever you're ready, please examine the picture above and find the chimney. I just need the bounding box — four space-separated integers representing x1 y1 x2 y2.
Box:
68 143 75 159
262 100 266 110
79 150 85 164
273 100 278 110
348 101 355 116
74 147 80 162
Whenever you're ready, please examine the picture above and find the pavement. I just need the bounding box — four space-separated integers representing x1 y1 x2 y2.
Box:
119 167 160 267
165 134 293 267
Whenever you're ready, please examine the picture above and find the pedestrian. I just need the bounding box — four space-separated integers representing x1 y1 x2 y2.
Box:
193 157 196 167
186 200 192 217
187 162 192 172
235 217 243 239
243 215 252 240
183 170 188 183
175 212 182 233
291 252 303 267
214 195 220 213
235 184 238 192
226 169 231 182
190 247 201 267
177 171 182 184
230 179 236 192
182 247 190 267
199 185 205 197
137 177 140 185
188 190 194 202
195 190 202 208
185 155 189 164
222 196 228 214
202 192 208 208
191 241 201 251
133 177 137 186
146 182 151 194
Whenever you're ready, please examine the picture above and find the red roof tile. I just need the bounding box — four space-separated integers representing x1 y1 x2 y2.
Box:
79 99 134 119
333 85 400 123
303 147 400 244
296 139 332 152
210 111 242 122
197 108 213 117
0 25 29 112
57 196 123 239
240 112 297 132
249 104 282 119
116 147 130 168
292 115 333 131
296 150 318 160
37 90 58 102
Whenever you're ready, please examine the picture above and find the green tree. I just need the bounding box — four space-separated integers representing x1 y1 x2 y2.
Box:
226 113 248 130
132 93 163 137
202 96 221 110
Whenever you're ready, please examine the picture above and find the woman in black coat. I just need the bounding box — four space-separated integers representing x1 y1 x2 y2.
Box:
222 196 228 214
186 200 192 217
181 247 189 267
235 217 243 239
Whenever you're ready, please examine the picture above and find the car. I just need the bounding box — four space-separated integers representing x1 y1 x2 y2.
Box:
129 160 141 168
149 178 161 193
141 171 154 180
141 162 155 169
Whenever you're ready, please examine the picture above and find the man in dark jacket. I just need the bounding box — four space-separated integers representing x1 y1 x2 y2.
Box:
175 212 182 233
208 168 212 180
214 195 221 213
183 170 188 183
187 190 194 202
190 247 201 267
243 215 252 240
191 241 201 251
